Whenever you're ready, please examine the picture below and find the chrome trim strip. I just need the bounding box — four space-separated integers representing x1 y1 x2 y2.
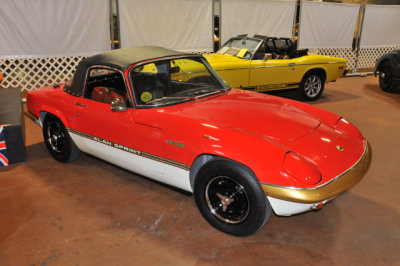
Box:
216 68 250 72
250 65 292 69
263 142 369 191
67 128 190 171
215 61 343 72
249 62 344 70
166 140 185 148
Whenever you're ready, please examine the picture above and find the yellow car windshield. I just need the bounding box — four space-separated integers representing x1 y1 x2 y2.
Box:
217 38 261 59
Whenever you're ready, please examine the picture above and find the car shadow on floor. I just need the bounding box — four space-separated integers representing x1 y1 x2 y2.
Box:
363 83 400 105
263 89 361 104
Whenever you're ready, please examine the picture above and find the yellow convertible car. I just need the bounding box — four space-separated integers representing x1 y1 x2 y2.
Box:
203 35 347 100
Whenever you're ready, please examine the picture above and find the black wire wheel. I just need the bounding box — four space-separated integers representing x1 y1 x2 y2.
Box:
43 114 80 163
194 159 272 236
379 61 397 92
205 176 250 224
297 71 325 101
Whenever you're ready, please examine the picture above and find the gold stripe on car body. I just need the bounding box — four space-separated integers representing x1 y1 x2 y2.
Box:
67 128 190 170
261 143 371 203
163 158 191 171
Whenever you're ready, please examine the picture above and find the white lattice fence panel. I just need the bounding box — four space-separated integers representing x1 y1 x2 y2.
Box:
0 56 85 92
309 48 356 71
357 46 400 69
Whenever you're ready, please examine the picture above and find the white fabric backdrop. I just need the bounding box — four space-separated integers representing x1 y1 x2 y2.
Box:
298 2 360 49
360 5 400 47
0 0 110 58
220 0 296 45
119 0 213 52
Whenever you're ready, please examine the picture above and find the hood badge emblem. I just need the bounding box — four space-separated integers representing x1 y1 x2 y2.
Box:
336 145 344 152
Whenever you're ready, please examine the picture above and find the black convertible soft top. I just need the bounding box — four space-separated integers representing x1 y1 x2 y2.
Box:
65 46 189 96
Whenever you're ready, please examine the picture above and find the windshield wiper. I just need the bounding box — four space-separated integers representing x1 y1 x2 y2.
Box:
196 88 227 98
145 88 228 106
145 96 197 105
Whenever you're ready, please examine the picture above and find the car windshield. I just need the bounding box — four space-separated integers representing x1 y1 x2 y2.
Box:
130 57 229 107
217 38 262 59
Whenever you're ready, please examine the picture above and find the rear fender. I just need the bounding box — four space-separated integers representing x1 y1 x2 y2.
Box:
39 107 70 128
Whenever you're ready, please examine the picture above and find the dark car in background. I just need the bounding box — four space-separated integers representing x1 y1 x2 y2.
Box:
374 50 400 92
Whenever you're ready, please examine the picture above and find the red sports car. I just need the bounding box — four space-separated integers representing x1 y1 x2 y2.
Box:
27 46 371 236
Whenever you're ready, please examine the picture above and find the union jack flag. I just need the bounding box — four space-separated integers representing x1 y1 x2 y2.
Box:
0 125 9 166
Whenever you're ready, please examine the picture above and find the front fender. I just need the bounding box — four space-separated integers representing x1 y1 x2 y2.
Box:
192 127 289 187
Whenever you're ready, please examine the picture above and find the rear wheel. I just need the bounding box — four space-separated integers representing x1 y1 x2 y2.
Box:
194 159 271 236
43 114 80 163
297 72 325 101
379 61 397 92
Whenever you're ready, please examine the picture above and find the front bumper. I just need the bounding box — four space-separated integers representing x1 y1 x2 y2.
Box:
261 142 371 204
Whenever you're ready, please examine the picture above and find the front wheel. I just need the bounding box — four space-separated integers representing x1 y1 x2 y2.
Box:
194 159 272 236
297 72 325 101
379 61 396 92
43 114 80 163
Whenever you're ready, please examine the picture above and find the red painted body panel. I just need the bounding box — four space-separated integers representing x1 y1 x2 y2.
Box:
27 81 366 190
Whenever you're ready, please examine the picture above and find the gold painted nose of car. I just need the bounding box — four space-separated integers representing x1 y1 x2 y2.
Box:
261 142 372 204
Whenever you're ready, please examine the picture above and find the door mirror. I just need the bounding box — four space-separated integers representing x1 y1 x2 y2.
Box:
110 97 127 112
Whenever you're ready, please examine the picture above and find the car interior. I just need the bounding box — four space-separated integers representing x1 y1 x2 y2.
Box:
84 69 132 107
131 59 223 105
230 34 309 60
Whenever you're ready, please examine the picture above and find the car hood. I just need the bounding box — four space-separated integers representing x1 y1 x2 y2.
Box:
180 90 320 142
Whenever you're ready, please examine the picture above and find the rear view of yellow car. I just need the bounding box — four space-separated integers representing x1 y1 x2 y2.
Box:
204 35 347 101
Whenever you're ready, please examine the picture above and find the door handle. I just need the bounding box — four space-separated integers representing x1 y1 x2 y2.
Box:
288 63 295 67
74 102 87 107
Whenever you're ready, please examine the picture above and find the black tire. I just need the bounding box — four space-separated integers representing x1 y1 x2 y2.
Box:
194 159 272 236
297 71 325 101
42 114 80 163
379 61 397 92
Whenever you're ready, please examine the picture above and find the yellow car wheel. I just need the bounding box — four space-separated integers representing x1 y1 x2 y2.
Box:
298 72 325 101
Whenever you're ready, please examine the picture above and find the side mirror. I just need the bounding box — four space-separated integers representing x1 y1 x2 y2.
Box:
110 97 127 112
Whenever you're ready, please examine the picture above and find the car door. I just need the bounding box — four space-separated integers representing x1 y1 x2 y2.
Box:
213 61 251 89
248 58 300 91
70 66 163 178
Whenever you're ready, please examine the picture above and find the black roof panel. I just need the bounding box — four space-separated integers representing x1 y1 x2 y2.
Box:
66 46 190 96
82 46 186 70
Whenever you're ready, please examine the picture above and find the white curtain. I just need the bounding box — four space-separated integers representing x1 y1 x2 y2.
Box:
0 0 110 58
220 0 296 45
360 5 400 47
298 2 360 49
119 0 213 52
